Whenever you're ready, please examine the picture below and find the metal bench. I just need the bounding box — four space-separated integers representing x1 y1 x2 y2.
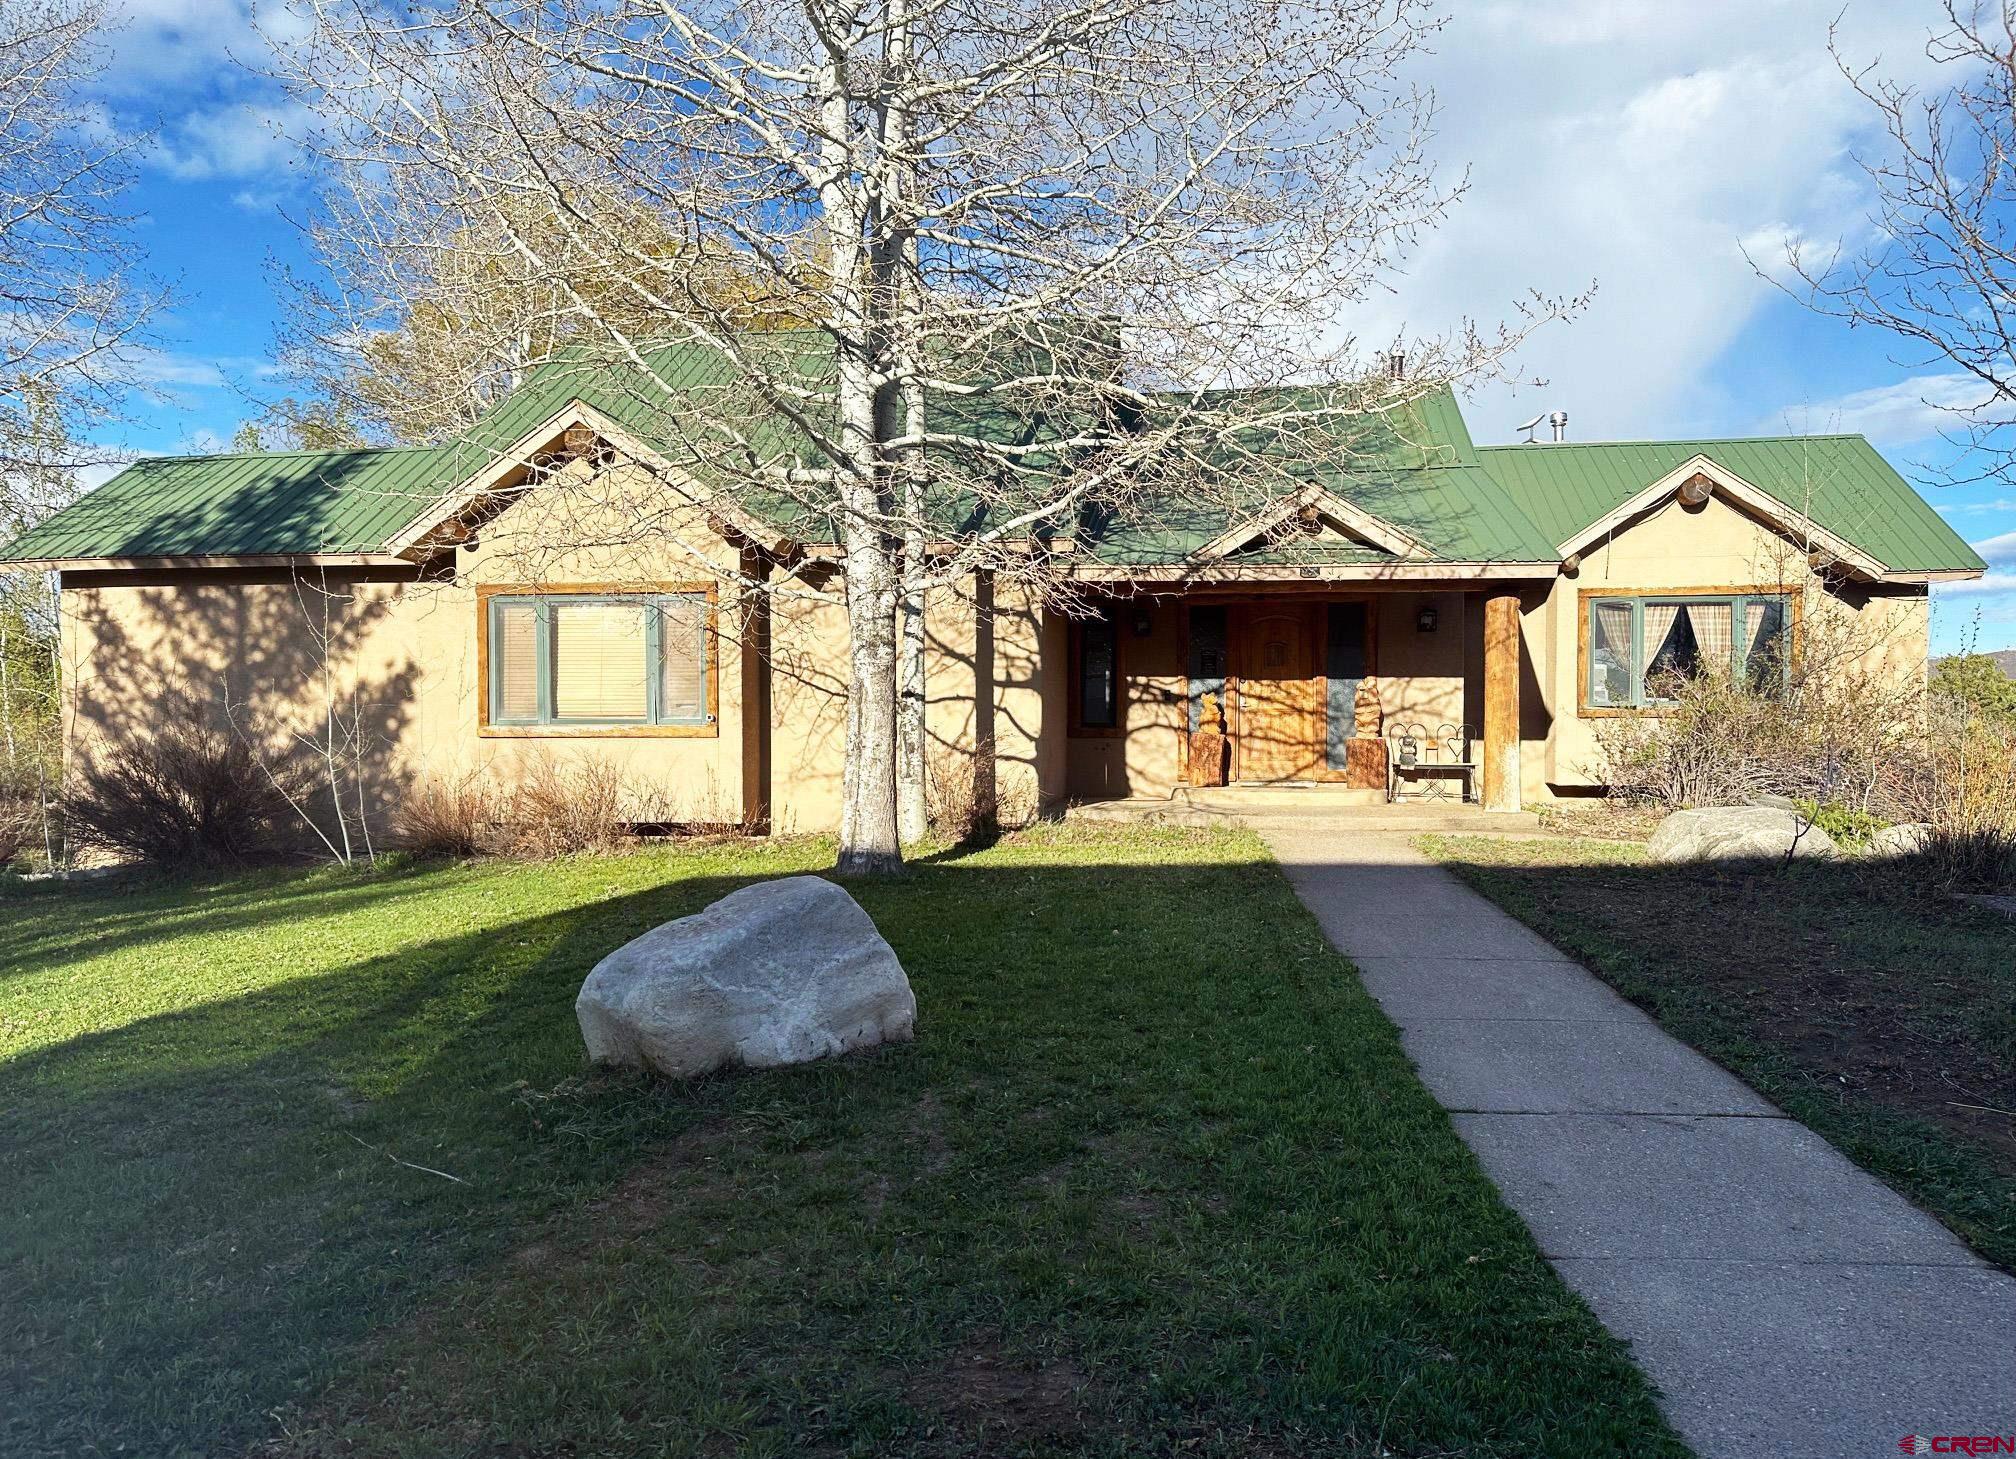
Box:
1385 722 1478 804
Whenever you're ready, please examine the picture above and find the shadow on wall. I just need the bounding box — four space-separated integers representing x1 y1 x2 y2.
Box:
61 566 428 854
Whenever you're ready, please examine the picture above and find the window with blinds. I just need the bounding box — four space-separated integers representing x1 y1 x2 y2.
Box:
487 591 712 727
1585 594 1789 710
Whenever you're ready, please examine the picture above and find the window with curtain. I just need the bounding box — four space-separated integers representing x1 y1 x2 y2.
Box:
1585 594 1788 709
487 591 712 727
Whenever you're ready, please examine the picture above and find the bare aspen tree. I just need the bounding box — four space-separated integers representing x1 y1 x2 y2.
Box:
278 0 1573 873
1776 4 2016 484
0 0 162 530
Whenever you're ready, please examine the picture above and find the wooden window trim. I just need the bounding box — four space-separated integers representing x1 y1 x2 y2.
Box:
1576 584 1802 718
1067 610 1126 738
476 581 720 738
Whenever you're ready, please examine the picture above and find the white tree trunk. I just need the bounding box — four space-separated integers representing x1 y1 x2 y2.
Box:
820 3 905 875
896 560 928 842
838 534 904 874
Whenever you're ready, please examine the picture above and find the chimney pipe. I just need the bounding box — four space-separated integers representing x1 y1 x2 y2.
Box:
1548 409 1568 442
1387 350 1405 383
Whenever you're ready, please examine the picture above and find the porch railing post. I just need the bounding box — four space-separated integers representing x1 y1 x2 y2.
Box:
1482 592 1522 813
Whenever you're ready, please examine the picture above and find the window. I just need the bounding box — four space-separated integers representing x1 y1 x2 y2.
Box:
486 590 712 729
1585 593 1789 710
1074 613 1120 731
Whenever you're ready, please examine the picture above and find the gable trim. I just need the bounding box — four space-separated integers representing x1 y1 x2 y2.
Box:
1190 482 1430 564
383 399 796 560
1555 454 1891 581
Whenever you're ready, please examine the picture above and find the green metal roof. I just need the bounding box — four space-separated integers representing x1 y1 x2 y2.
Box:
0 444 463 560
0 348 1985 578
1477 436 1986 574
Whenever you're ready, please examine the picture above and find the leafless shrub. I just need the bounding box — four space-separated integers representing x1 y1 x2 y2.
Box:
926 746 994 844
1594 641 2015 891
500 751 632 858
1594 603 1924 814
1888 705 2016 891
66 724 312 867
390 768 500 859
0 779 41 866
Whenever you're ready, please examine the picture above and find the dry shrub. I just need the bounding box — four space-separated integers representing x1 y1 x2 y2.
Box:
501 751 631 857
1887 705 2016 890
924 740 1039 842
390 768 499 858
395 752 637 859
66 724 310 867
0 780 42 867
1593 631 2015 890
1595 652 1919 815
926 745 995 842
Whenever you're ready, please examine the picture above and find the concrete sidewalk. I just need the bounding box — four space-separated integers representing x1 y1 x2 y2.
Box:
1265 824 2016 1459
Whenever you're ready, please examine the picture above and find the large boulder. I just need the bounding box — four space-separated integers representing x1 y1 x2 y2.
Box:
1646 806 1839 864
577 876 915 1079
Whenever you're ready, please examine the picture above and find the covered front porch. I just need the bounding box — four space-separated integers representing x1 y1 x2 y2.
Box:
1060 585 1531 815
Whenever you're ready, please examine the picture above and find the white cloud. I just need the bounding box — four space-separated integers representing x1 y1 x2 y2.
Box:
95 0 290 95
152 100 312 182
1972 528 2016 566
1936 529 2016 607
1753 372 1995 446
1937 498 2016 516
1342 1 1949 443
119 347 227 388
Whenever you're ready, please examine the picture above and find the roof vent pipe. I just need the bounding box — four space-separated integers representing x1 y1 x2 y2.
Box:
1549 409 1568 442
1386 350 1405 382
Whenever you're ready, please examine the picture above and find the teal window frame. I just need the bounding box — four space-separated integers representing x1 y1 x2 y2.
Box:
486 591 712 728
1585 593 1790 710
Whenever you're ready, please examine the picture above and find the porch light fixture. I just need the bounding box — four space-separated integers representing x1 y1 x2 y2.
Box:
1130 604 1154 638
1416 605 1439 633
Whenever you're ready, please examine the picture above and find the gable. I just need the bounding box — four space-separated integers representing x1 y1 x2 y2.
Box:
1191 484 1425 564
1479 436 1985 580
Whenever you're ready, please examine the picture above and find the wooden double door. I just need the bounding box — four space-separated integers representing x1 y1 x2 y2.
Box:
1231 603 1328 782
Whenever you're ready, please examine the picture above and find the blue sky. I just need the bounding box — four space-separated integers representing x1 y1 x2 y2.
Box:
79 0 2016 652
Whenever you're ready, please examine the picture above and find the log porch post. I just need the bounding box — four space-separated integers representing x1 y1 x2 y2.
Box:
1482 591 1522 813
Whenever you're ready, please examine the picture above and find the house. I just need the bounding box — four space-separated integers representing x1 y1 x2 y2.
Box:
2 346 1986 835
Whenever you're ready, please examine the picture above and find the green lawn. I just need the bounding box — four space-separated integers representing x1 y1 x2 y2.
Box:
1 827 1685 1459
1423 834 2016 1273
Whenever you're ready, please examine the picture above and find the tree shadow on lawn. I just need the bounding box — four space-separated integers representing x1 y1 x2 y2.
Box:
1 839 1687 1459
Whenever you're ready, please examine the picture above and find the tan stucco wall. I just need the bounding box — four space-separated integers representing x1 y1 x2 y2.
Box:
1531 492 1931 796
57 462 1063 837
54 460 1940 830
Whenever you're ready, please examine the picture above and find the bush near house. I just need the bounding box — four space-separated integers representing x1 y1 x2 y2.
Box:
64 722 314 868
0 827 1687 1459
1595 655 2016 891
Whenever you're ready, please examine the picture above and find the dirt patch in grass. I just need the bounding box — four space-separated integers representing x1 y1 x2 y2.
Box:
901 1339 1094 1447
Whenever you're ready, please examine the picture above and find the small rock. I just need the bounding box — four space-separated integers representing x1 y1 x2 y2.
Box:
576 876 916 1080
1646 806 1838 864
1866 822 1933 857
